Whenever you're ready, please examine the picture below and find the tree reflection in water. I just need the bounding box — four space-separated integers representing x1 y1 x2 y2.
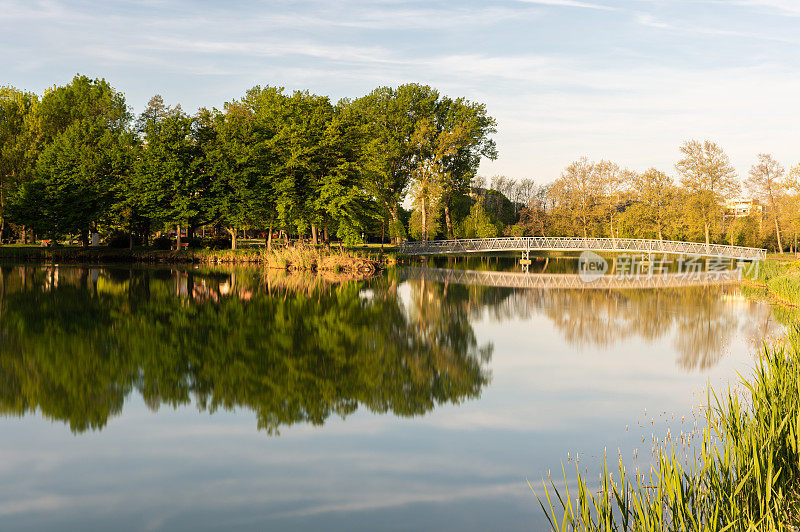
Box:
442 274 791 371
0 264 790 434
0 264 492 434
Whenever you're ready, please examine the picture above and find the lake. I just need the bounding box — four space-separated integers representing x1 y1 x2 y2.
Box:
0 261 788 531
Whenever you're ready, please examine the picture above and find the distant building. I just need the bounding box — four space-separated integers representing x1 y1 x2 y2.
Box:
724 198 763 218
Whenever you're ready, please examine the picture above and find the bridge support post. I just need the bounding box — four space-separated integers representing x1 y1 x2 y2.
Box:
520 249 531 273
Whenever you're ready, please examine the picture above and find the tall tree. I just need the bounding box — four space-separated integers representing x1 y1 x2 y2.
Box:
517 183 551 237
350 84 439 243
314 101 378 245
675 139 739 245
550 157 600 238
630 168 675 240
10 76 132 244
0 86 37 238
436 97 497 238
409 118 470 241
133 103 211 247
746 154 786 252
594 160 625 241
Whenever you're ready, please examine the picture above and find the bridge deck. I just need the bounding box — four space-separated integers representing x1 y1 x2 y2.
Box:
398 237 766 260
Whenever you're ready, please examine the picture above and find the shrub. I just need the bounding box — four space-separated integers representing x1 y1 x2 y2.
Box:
107 231 139 248
152 236 172 250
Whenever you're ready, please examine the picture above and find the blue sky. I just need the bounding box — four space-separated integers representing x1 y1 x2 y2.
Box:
2 0 798 182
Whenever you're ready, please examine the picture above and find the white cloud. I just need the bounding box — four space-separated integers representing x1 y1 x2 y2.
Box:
515 0 615 9
732 0 800 15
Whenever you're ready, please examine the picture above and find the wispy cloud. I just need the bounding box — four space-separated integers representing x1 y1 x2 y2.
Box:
2 0 799 181
731 0 800 15
515 0 615 9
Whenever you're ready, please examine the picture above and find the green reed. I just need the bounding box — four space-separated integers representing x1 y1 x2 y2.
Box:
533 329 800 531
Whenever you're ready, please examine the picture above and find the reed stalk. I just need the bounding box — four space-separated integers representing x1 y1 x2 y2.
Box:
534 328 800 531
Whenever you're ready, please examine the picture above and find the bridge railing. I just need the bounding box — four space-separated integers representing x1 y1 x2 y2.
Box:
397 237 766 260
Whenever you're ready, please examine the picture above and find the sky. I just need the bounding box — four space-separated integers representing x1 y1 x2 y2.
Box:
1 0 799 183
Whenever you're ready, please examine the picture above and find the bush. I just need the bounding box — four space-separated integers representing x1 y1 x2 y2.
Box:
203 236 232 250
152 236 172 250
185 237 203 249
107 231 139 248
458 202 501 239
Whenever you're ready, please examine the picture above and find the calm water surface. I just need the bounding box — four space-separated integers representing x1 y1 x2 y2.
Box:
0 261 789 531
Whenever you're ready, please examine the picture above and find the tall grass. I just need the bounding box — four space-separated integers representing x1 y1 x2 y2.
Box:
745 260 800 307
0 244 392 271
533 330 800 531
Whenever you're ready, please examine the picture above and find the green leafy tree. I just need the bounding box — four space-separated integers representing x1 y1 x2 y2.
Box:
630 168 676 240
0 86 38 238
133 102 214 247
350 84 439 243
8 76 131 244
458 201 500 238
676 139 739 245
746 153 786 252
435 97 497 238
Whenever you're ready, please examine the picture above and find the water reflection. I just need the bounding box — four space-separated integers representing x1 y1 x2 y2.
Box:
1 263 795 531
0 264 491 434
404 267 790 371
0 264 792 435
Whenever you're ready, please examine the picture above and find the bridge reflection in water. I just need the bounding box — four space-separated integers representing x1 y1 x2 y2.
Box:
399 267 743 290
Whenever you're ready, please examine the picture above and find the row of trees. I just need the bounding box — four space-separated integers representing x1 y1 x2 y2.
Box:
507 141 800 252
0 76 497 248
3 76 796 251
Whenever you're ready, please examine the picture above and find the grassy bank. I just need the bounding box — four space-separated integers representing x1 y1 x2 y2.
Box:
534 327 800 531
744 258 800 307
0 244 393 273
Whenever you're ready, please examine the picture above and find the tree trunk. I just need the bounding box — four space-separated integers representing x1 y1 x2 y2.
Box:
774 214 783 253
385 202 402 244
266 221 273 251
311 225 318 246
609 212 615 245
421 196 427 241
80 228 89 248
444 203 454 239
704 222 710 246
176 225 182 249
129 231 134 250
227 227 237 250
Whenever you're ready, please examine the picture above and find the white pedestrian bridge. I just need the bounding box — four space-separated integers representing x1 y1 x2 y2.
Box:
397 237 767 261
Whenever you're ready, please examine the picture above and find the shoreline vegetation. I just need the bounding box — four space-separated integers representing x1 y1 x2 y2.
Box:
744 257 800 308
534 331 800 530
534 258 800 531
0 244 392 273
